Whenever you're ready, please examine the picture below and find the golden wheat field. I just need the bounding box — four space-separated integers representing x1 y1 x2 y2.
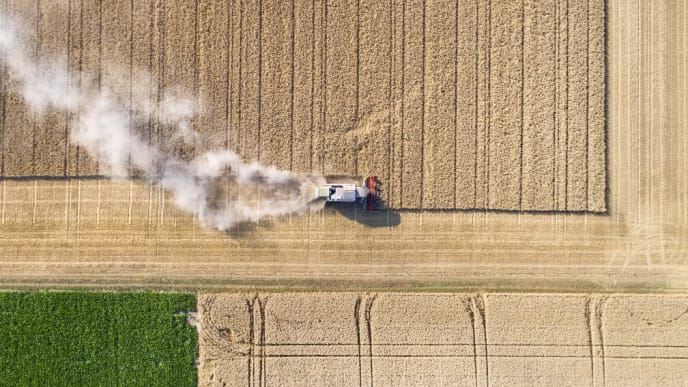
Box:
1 0 605 211
1 0 687 385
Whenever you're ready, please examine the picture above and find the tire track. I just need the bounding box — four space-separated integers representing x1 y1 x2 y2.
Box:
97 0 101 90
473 295 489 387
419 0 425 209
246 296 256 387
473 0 479 208
453 0 459 209
63 0 73 176
147 0 154 148
518 0 525 210
127 0 133 175
156 0 165 156
553 0 558 209
225 0 232 150
95 0 102 174
256 0 263 162
31 0 40 176
289 0 295 171
257 296 267 387
584 296 595 386
355 0 360 121
237 0 243 155
75 0 83 176
484 0 492 208
309 0 315 172
462 297 479 387
586 0 603 213
399 0 405 207
192 0 199 159
354 296 363 387
321 0 327 173
595 296 608 387
585 0 590 209
353 0 360 175
564 0 570 210
364 294 376 387
387 0 393 206
318 0 328 173
0 0 6 176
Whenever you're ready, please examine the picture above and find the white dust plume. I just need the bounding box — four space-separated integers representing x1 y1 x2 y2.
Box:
0 16 324 231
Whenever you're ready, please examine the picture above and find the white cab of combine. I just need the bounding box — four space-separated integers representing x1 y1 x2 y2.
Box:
317 184 368 203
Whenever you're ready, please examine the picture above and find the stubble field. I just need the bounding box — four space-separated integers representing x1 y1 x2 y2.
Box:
197 292 688 386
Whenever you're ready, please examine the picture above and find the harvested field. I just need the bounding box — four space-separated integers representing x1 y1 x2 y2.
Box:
0 2 684 299
0 0 606 211
197 292 688 386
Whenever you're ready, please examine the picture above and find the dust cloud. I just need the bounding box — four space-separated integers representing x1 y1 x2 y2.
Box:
0 15 324 231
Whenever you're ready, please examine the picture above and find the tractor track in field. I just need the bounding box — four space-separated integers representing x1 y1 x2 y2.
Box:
1 0 605 211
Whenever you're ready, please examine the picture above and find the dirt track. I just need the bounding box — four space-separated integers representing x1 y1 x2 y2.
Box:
1 0 605 211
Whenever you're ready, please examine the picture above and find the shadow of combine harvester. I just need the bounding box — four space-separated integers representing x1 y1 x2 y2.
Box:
325 176 400 227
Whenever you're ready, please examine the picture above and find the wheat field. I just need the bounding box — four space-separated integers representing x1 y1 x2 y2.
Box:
1 0 605 211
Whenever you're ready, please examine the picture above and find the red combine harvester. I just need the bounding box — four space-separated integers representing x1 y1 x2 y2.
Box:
315 176 381 211
365 176 378 211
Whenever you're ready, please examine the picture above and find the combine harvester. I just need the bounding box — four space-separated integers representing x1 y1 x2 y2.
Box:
315 176 380 211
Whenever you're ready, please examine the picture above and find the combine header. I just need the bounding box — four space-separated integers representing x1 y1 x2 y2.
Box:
316 176 381 211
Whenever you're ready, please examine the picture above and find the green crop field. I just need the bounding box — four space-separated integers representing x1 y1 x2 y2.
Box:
0 291 197 386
